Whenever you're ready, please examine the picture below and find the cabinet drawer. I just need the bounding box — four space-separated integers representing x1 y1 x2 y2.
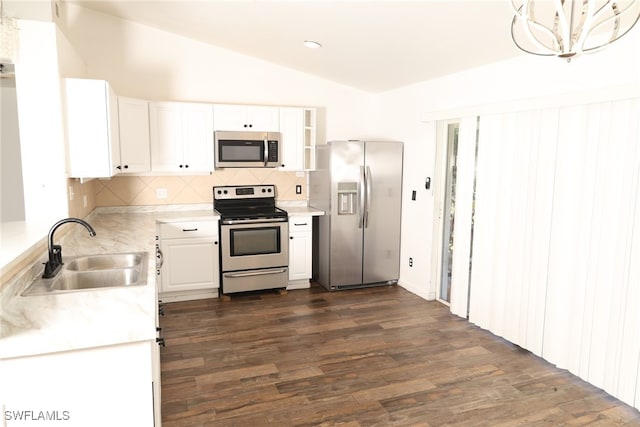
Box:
289 217 312 232
160 221 218 239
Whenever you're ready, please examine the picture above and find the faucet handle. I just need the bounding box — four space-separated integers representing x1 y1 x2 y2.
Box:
52 244 63 263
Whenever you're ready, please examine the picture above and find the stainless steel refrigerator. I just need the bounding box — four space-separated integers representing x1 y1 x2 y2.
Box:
309 140 403 290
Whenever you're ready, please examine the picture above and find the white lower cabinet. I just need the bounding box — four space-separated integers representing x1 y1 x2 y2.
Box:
157 220 220 301
1 341 158 426
288 216 312 289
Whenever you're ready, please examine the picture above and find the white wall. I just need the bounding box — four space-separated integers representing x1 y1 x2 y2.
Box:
55 3 374 143
374 30 640 299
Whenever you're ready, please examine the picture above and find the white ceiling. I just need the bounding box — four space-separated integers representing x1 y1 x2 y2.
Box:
68 0 523 93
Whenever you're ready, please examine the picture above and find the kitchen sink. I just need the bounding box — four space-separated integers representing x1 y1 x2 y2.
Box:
65 253 144 271
51 269 141 291
22 252 148 296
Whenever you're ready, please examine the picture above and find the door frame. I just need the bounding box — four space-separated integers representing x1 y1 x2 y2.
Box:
431 119 458 305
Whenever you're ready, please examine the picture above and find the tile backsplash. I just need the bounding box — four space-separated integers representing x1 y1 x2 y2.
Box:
94 170 306 207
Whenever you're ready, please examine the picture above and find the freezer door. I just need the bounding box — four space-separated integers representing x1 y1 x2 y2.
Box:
329 141 365 286
362 142 403 284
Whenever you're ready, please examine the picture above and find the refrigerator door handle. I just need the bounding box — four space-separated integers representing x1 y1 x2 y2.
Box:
364 165 372 228
359 165 366 228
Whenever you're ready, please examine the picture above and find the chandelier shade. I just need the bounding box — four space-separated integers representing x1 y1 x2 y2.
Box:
510 0 640 59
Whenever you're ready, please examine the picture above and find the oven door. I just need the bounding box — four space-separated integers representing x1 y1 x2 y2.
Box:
220 219 288 272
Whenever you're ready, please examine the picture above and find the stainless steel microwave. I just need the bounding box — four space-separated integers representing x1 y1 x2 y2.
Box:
214 131 282 168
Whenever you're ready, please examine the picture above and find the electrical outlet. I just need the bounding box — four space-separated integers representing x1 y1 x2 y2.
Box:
295 185 302 195
409 257 413 267
156 188 168 199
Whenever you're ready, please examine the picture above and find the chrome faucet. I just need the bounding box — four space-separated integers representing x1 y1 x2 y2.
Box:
43 218 97 278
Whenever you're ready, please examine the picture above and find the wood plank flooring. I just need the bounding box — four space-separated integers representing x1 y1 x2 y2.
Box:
160 284 640 426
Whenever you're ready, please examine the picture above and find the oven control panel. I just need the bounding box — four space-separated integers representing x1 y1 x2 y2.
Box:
213 185 276 200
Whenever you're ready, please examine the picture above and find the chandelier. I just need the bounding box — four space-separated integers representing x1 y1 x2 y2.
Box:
510 0 640 60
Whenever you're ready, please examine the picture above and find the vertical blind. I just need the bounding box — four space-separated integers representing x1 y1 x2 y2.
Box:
456 98 640 409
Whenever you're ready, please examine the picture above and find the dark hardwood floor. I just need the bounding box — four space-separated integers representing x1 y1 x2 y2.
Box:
160 284 640 426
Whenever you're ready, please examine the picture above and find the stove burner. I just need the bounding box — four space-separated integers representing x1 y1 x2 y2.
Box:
213 185 287 221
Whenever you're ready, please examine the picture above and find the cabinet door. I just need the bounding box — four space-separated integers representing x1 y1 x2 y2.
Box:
106 84 121 175
65 78 119 178
247 106 280 132
160 237 218 292
118 97 150 173
1 341 155 427
150 102 184 172
279 107 304 171
213 104 247 131
288 218 312 281
182 103 214 172
289 231 312 281
213 104 279 131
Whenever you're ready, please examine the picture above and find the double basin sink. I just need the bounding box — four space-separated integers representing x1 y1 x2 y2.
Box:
22 252 148 296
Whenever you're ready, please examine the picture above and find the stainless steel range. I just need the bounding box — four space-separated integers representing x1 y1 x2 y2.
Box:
214 185 289 294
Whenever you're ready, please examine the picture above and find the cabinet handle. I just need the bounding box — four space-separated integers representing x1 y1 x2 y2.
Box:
294 223 308 226
156 247 164 268
156 337 165 347
182 228 198 232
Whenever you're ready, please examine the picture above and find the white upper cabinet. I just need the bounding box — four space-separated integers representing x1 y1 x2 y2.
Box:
64 78 120 179
149 102 214 173
279 107 316 171
213 104 279 132
117 97 151 173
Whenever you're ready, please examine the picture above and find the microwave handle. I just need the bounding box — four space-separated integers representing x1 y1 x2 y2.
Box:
263 139 268 167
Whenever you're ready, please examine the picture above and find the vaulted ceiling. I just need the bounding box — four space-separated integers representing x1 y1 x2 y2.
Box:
67 1 523 93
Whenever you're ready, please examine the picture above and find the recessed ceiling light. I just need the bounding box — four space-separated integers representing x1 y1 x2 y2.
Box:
303 40 322 49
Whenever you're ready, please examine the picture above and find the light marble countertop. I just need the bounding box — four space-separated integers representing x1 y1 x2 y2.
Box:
276 201 324 217
0 205 219 360
0 203 321 360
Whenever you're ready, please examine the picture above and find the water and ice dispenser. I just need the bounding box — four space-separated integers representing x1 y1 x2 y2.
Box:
337 182 358 215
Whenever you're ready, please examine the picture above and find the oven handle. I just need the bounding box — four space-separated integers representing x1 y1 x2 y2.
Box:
222 217 288 225
224 268 287 278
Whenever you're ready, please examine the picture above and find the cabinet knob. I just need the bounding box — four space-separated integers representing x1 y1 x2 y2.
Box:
123 165 129 169
185 164 189 168
156 337 166 347
290 236 294 240
179 164 183 168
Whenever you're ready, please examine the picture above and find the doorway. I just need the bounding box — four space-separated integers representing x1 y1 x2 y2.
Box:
438 123 459 303
433 117 479 316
